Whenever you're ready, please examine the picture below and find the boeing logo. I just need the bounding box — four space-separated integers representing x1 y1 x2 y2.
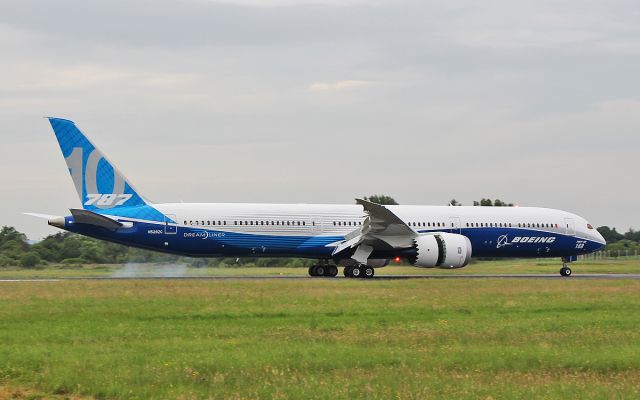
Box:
497 235 556 248
496 235 511 248
513 236 556 244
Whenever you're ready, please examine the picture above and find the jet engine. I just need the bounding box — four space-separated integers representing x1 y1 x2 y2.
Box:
412 233 472 269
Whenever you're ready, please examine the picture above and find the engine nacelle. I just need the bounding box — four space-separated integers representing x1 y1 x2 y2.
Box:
412 233 472 269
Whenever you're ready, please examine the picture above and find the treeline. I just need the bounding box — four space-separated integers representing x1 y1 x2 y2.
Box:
596 226 640 255
449 198 514 207
0 226 313 269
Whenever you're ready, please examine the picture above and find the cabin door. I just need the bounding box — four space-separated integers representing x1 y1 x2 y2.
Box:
164 214 177 234
564 218 575 236
449 216 461 234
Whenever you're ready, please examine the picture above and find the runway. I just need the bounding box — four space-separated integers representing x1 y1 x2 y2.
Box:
1 274 640 282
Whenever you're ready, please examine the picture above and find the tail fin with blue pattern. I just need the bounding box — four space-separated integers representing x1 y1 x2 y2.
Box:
48 118 150 212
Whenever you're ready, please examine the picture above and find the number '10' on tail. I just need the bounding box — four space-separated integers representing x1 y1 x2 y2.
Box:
48 117 149 212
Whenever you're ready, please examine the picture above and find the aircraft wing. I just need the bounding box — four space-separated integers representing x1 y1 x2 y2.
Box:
355 198 414 237
330 199 416 261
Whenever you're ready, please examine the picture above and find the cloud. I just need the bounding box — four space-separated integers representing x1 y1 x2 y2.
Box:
308 80 373 92
1 0 639 238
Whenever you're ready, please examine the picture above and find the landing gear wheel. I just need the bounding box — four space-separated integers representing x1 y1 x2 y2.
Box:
315 265 326 276
363 266 375 278
560 266 572 277
351 265 363 278
327 265 338 277
344 266 353 278
308 266 317 277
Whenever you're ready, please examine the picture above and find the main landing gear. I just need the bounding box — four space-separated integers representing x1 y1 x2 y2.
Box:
308 264 338 277
343 264 375 279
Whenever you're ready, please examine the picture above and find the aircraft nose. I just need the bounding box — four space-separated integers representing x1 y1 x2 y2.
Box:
594 230 606 248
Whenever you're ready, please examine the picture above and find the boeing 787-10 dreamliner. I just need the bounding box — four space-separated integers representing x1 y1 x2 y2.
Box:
27 118 606 277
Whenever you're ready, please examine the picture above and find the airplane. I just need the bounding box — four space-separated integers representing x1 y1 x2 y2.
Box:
27 118 606 278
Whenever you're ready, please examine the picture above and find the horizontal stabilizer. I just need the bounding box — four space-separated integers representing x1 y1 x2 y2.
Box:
70 208 123 230
23 212 62 220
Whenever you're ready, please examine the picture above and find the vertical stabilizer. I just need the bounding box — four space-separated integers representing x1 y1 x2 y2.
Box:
48 118 149 212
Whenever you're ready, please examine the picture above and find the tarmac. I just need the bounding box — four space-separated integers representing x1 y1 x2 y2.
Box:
1 274 639 282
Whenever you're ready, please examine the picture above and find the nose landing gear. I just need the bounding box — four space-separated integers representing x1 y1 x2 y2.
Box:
559 256 576 277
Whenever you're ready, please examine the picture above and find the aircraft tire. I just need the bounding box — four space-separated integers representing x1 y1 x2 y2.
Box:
308 266 317 277
351 265 362 278
363 266 375 278
560 266 572 277
327 265 338 277
315 265 326 277
344 266 353 278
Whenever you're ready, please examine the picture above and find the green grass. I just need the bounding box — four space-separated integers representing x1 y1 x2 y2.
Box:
0 278 639 399
0 257 638 278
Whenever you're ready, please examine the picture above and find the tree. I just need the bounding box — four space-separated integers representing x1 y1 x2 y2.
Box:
362 195 398 205
473 198 514 207
597 226 625 244
19 252 40 268
624 228 640 242
449 199 462 206
0 226 29 251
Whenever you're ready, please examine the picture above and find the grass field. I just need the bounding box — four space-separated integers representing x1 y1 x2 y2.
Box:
0 257 639 279
1 271 639 399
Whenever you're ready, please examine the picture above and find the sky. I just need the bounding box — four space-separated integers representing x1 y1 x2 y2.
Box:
0 0 638 240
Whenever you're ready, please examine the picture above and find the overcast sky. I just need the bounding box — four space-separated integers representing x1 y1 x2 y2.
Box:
1 0 638 239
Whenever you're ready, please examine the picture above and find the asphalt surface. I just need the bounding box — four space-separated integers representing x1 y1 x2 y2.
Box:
1 274 640 282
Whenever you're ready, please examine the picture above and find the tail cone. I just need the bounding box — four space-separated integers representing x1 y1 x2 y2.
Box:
48 217 65 229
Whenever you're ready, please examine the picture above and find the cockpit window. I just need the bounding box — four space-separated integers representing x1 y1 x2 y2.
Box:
587 223 594 230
